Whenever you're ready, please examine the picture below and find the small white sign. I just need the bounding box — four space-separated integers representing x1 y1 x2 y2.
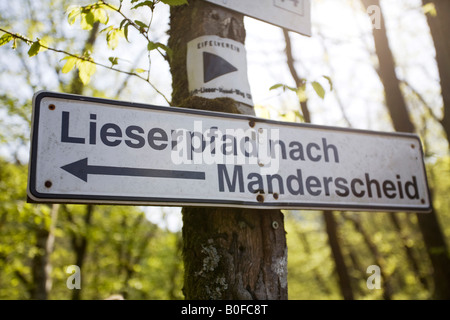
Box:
187 35 253 106
202 0 311 36
28 92 431 213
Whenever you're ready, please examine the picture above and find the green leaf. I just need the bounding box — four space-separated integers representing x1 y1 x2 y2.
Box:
269 84 284 91
147 41 172 60
119 18 128 29
108 56 119 66
147 41 157 51
296 85 307 102
100 25 114 34
134 20 148 31
67 6 82 25
38 39 48 53
160 0 188 6
78 60 96 85
294 110 305 123
150 41 168 51
106 28 124 50
132 1 155 10
27 41 41 57
135 68 146 73
92 7 108 24
81 11 95 30
269 83 297 92
160 44 172 61
311 81 326 99
0 33 13 47
123 23 130 42
322 75 333 91
61 56 78 74
423 3 437 17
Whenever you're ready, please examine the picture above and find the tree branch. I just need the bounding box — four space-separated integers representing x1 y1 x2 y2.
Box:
0 27 170 104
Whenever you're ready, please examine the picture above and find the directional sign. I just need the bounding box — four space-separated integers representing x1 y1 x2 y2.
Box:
187 35 253 105
202 0 311 36
28 91 431 212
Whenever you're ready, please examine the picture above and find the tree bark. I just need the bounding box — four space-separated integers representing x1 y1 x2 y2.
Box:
168 0 287 300
361 0 450 299
182 207 287 299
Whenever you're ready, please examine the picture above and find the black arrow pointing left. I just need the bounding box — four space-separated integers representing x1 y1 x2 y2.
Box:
61 158 206 182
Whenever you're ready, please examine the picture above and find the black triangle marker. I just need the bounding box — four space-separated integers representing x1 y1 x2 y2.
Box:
203 52 238 83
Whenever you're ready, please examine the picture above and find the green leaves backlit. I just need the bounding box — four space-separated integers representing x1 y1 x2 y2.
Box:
67 2 111 30
0 33 13 47
61 56 97 85
270 75 333 101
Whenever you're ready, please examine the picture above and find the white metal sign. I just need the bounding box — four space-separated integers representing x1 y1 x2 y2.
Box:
202 0 311 36
28 91 431 212
187 35 253 105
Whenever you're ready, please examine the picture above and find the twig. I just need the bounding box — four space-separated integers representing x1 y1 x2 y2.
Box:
0 27 171 105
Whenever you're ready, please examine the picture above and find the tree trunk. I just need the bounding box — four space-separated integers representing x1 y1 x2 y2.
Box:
422 0 450 143
361 0 414 133
30 204 59 300
30 228 50 300
324 211 354 300
416 209 450 299
389 214 429 290
72 204 93 300
345 214 392 300
283 29 311 123
298 231 331 295
361 0 450 299
62 204 94 300
182 208 287 299
168 0 287 300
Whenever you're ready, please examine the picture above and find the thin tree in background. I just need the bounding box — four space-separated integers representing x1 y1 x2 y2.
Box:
283 29 354 300
422 0 450 143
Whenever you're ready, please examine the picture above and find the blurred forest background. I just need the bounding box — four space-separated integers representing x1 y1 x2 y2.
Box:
0 0 449 300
